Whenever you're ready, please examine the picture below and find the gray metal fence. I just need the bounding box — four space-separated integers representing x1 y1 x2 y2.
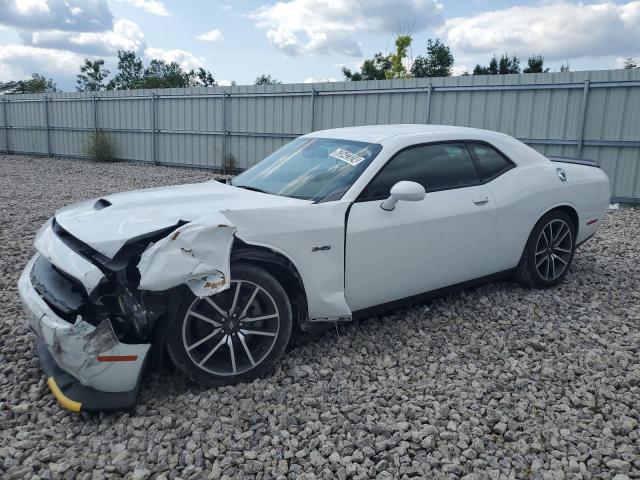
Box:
2 69 639 202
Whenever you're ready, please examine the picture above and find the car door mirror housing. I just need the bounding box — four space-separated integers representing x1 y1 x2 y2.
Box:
380 181 426 211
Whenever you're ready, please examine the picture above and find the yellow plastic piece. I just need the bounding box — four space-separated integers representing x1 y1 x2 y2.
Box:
46 377 82 412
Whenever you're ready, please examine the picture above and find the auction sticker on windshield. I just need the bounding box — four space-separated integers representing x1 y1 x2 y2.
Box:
330 148 366 166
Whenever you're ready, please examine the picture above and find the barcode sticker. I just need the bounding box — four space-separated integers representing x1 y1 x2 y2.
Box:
329 148 366 166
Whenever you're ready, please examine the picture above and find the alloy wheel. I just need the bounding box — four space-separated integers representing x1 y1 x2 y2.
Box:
534 219 573 281
182 280 280 376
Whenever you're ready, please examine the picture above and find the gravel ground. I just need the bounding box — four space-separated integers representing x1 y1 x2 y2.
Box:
0 154 638 480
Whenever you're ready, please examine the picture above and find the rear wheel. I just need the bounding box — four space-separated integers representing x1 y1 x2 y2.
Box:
515 210 576 288
166 264 292 386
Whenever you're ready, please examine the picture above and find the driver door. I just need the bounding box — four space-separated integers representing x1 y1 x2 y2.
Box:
345 142 497 312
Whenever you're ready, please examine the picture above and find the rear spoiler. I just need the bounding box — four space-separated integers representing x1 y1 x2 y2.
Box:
547 156 600 168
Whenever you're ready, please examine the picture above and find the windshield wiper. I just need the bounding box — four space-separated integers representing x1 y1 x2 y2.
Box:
233 185 270 194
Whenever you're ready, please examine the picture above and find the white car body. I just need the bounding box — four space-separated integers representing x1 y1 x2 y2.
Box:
19 124 610 411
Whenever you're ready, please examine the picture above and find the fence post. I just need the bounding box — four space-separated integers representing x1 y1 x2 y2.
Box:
310 87 316 132
2 97 8 154
151 93 158 165
222 91 228 174
577 80 590 158
425 83 433 124
43 95 51 157
92 94 98 133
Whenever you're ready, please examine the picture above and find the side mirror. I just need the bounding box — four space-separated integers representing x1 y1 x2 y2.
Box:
380 181 426 211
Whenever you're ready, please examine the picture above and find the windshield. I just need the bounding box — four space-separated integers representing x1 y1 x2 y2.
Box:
231 137 382 201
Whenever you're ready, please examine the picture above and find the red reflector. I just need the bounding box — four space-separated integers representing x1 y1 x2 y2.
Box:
96 355 138 362
586 219 598 225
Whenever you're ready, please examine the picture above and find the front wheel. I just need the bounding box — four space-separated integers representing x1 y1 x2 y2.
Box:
515 210 576 288
166 264 292 387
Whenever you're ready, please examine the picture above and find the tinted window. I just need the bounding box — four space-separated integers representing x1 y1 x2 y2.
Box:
360 143 479 200
469 143 513 179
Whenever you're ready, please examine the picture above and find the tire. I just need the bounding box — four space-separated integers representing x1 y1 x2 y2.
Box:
514 210 576 288
166 263 292 387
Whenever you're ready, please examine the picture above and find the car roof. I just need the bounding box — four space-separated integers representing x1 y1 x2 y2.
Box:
307 124 504 144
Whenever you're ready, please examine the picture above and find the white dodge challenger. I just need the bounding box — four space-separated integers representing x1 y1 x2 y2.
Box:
19 124 610 412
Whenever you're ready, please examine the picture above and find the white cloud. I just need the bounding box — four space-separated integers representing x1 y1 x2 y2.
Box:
451 65 470 76
218 79 234 86
115 0 170 16
21 19 146 56
0 44 85 82
251 0 443 57
144 47 205 70
197 29 224 42
303 77 336 83
439 1 640 61
0 0 113 32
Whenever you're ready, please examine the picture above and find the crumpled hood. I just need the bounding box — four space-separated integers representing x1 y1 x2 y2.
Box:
54 180 308 258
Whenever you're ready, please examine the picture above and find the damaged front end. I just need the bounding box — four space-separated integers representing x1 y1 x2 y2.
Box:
19 218 203 412
20 209 241 412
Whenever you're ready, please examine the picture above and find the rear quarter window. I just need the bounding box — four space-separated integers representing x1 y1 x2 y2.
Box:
469 143 514 180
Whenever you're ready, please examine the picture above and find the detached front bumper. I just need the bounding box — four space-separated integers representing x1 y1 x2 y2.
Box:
18 255 151 412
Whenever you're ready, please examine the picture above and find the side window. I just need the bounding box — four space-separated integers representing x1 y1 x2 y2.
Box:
360 143 479 200
469 143 513 180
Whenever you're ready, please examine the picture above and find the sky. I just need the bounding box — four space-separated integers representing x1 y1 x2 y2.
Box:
0 0 638 91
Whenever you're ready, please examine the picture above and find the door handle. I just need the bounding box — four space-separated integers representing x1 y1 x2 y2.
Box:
472 196 489 205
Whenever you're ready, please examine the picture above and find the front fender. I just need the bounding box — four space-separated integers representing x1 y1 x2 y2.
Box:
137 213 236 297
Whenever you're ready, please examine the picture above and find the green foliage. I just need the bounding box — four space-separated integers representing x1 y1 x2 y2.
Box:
384 35 412 79
104 51 217 90
190 67 216 87
523 55 549 73
560 62 571 72
498 54 520 74
77 58 110 91
85 131 114 162
142 59 192 88
411 38 454 78
624 58 638 69
342 53 392 81
473 54 519 75
488 57 498 74
107 51 144 90
0 73 58 94
254 74 282 85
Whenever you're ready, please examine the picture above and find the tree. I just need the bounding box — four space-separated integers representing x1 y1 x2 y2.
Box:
624 58 638 69
254 74 281 85
0 73 58 94
498 54 520 74
76 58 110 91
560 62 571 72
106 51 216 90
342 53 392 81
142 59 192 88
473 64 490 75
190 67 216 86
384 35 412 79
473 54 519 75
488 56 499 74
473 55 497 75
523 54 549 73
107 50 144 90
411 38 454 78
